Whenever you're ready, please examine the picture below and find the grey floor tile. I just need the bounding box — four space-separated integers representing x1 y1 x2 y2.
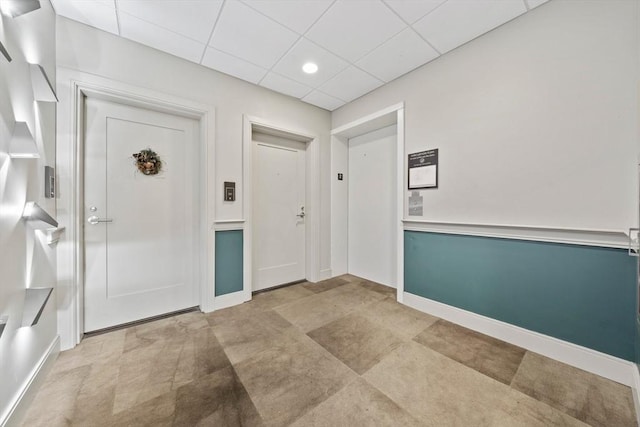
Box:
511 352 637 427
307 313 404 374
414 319 526 385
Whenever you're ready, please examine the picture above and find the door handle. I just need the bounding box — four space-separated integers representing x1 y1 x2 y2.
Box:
296 207 305 218
87 215 113 225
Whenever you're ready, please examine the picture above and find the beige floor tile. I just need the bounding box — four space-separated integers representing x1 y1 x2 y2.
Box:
489 388 589 427
22 276 635 426
233 333 357 426
356 280 397 297
359 296 438 340
172 366 263 427
307 313 404 374
302 277 350 294
21 365 91 426
251 284 316 310
212 310 297 365
414 319 526 384
290 378 422 427
511 352 637 427
363 341 503 425
274 291 355 332
276 282 386 333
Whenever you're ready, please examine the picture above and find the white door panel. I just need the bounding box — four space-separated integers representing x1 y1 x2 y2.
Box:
348 125 397 287
253 135 306 291
84 98 199 332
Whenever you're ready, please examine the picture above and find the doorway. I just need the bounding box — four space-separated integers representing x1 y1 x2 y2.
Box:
330 103 405 300
252 132 307 291
243 116 321 297
83 97 200 332
348 125 398 287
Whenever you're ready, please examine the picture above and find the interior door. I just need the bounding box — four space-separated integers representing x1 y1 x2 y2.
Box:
253 133 306 291
84 97 199 332
348 124 397 287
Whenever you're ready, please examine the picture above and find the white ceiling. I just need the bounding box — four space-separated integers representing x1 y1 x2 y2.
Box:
50 0 549 111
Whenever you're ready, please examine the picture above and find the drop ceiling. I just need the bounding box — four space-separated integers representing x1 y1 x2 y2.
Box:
50 0 549 111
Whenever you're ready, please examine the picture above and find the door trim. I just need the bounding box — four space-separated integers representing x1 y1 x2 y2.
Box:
243 115 321 299
330 103 405 302
56 67 216 350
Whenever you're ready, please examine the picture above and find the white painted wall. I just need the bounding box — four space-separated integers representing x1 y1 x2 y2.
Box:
348 125 397 287
0 1 59 424
54 18 331 347
333 0 640 233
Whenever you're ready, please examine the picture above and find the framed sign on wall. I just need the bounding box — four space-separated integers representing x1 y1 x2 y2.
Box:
408 149 438 189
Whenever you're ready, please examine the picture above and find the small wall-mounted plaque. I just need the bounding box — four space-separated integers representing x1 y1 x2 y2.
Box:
408 149 438 189
224 181 235 202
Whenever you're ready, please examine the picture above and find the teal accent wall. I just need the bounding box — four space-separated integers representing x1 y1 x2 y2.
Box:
404 231 637 361
215 230 243 296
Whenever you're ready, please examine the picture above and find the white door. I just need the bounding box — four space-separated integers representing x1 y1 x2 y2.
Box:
84 97 199 332
348 125 397 287
253 133 306 291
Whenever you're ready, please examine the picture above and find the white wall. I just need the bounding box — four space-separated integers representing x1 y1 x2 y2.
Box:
54 18 331 346
0 1 58 424
333 0 639 233
348 125 397 287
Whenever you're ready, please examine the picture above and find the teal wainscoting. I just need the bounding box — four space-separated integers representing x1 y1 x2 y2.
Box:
215 230 243 296
404 231 637 361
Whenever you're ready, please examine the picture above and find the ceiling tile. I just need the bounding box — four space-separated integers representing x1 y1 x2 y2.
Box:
116 0 223 43
357 28 439 82
209 0 299 69
241 0 333 34
201 47 268 84
302 90 345 111
319 66 383 103
383 0 446 24
525 0 549 9
305 0 406 62
119 12 206 63
271 38 349 88
51 0 119 35
260 72 313 99
413 0 527 54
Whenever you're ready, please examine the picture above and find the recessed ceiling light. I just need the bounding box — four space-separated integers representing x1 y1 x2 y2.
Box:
302 62 318 74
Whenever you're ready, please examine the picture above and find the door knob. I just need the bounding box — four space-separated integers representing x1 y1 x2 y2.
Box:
87 215 113 225
296 207 305 218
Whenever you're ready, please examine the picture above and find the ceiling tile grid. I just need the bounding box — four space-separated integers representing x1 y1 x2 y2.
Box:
51 0 549 111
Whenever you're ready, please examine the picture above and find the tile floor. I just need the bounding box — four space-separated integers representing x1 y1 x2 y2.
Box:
22 275 637 426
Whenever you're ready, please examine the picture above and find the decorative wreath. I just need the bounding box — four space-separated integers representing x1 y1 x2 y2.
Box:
133 148 162 176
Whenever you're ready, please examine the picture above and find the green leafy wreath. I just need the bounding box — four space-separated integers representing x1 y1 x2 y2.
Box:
133 148 162 176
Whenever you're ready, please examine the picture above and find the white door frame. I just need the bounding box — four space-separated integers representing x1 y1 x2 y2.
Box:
56 68 215 350
330 103 405 302
243 115 321 300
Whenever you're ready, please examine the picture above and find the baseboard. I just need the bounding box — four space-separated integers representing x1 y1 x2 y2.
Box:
403 292 636 387
213 290 249 310
632 365 640 426
1 335 60 427
319 269 332 281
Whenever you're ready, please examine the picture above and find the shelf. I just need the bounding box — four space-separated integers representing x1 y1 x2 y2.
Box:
21 288 53 327
23 202 58 229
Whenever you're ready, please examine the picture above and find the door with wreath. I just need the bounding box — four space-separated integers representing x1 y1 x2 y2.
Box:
83 97 200 332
